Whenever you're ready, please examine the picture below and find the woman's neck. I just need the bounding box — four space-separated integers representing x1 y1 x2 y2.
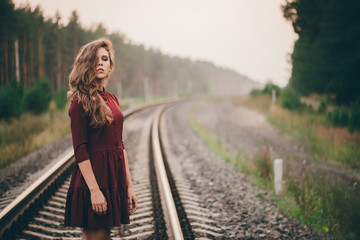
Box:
96 78 106 91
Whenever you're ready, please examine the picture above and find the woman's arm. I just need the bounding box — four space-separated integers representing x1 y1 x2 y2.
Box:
69 98 107 216
123 149 138 213
78 160 107 215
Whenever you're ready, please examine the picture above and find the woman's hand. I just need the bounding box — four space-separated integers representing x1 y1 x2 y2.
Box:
90 188 107 215
127 186 138 214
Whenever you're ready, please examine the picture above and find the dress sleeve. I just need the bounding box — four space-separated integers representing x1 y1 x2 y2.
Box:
69 98 90 163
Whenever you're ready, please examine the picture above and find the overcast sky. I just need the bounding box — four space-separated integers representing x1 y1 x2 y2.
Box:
14 0 297 87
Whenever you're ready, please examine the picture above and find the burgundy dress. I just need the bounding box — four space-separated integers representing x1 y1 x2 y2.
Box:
64 87 130 228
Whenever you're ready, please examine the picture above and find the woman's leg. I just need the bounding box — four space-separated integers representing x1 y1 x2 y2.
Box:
82 227 111 240
81 228 87 240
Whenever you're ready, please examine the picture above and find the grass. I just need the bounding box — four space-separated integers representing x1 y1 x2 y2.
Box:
188 113 233 163
283 173 360 239
188 102 360 239
232 95 360 168
0 96 137 170
0 101 71 169
188 110 272 190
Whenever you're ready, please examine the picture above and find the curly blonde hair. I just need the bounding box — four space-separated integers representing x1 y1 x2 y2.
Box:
67 38 115 128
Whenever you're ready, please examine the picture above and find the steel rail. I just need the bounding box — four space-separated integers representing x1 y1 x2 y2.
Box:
0 149 73 237
0 97 184 238
151 104 184 240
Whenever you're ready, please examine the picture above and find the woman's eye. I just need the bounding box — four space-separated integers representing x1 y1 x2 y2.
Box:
102 57 108 61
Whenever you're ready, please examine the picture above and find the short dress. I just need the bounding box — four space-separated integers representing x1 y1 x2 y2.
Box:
64 87 130 228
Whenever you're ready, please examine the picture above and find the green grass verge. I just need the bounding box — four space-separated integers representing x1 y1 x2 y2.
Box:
232 95 360 168
267 112 360 168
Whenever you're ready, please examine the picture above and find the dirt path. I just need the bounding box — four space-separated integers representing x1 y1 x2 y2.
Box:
192 97 360 186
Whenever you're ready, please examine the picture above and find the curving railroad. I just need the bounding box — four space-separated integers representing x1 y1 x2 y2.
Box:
0 98 324 239
0 98 224 240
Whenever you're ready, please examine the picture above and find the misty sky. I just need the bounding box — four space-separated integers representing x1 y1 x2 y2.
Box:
14 0 297 87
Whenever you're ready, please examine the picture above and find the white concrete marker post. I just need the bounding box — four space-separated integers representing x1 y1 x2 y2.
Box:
274 159 283 195
272 89 276 104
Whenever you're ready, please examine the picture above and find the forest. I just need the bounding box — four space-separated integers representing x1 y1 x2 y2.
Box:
282 0 360 105
0 0 253 106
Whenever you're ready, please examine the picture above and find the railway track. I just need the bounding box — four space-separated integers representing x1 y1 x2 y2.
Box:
0 98 220 240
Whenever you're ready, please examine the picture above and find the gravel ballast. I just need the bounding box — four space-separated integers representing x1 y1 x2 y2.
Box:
163 100 326 239
0 135 73 201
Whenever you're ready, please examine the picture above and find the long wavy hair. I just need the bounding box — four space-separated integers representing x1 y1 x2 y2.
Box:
67 38 115 128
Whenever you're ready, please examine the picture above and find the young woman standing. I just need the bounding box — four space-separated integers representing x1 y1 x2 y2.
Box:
64 38 138 240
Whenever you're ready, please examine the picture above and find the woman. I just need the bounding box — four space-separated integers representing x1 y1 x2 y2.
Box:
64 38 138 240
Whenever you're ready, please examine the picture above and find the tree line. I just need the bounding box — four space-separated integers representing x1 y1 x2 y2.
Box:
0 0 252 101
282 0 360 105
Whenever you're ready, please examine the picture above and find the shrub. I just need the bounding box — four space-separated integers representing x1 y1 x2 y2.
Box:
318 99 327 114
262 83 282 97
55 87 68 110
0 77 24 119
250 89 262 98
327 107 349 127
23 77 52 114
281 88 303 110
349 101 360 132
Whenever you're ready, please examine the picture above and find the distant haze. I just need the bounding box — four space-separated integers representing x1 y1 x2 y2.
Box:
14 0 297 87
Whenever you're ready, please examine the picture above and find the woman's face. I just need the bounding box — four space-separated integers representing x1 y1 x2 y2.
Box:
95 47 111 79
